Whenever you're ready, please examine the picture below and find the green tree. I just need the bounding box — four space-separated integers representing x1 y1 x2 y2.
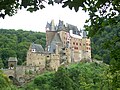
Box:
53 66 74 90
23 62 111 90
0 59 4 69
0 29 46 67
0 70 11 89
34 72 55 90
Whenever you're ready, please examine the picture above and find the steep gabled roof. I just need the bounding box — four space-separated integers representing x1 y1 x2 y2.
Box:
46 31 57 45
50 32 62 44
47 32 62 53
57 20 65 30
31 43 44 52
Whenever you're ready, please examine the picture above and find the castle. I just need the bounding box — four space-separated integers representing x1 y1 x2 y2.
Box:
26 20 91 71
2 20 91 85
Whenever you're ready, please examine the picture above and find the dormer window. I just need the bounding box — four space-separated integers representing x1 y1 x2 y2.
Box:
32 49 36 52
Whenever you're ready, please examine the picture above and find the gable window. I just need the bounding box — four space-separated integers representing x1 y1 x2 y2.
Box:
32 49 36 52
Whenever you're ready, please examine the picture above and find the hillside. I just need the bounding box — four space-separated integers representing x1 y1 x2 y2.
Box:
21 62 111 90
0 29 46 67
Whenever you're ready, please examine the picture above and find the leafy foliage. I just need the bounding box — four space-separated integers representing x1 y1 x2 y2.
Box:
61 0 120 37
91 15 120 89
0 0 46 18
0 29 46 67
91 15 120 63
21 62 115 90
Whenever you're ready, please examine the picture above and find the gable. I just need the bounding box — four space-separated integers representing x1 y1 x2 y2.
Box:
31 43 44 53
51 33 62 44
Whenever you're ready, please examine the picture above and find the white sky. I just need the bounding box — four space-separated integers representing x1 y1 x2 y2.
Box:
0 4 89 32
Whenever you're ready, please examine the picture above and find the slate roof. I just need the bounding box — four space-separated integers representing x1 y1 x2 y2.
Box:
48 32 62 53
45 20 56 31
57 20 65 30
46 22 51 29
31 43 44 52
8 57 17 61
51 33 62 43
67 24 79 31
83 31 87 37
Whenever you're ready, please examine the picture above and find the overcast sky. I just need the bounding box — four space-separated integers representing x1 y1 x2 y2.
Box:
0 4 89 32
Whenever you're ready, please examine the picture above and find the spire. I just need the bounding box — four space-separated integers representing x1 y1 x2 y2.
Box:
58 20 64 30
51 19 55 31
46 22 50 31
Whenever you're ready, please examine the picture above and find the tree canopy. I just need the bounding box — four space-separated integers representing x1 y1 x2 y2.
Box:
23 62 112 90
0 29 46 68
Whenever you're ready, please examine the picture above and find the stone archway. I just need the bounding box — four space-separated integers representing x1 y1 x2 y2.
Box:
9 76 14 80
9 76 20 85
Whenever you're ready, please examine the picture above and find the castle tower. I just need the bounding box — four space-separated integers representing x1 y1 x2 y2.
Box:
8 57 18 69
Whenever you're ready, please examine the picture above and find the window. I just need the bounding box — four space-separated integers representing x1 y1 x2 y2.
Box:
73 42 75 45
47 56 49 57
74 47 78 49
32 49 36 52
63 53 66 55
62 48 65 50
80 43 81 46
76 43 78 45
86 43 89 45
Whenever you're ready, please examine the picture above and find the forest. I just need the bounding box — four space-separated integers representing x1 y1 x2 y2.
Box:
22 62 110 90
91 16 120 64
0 29 46 68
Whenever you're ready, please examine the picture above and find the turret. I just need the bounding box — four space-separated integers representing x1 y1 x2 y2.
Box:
51 20 55 31
8 57 18 69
